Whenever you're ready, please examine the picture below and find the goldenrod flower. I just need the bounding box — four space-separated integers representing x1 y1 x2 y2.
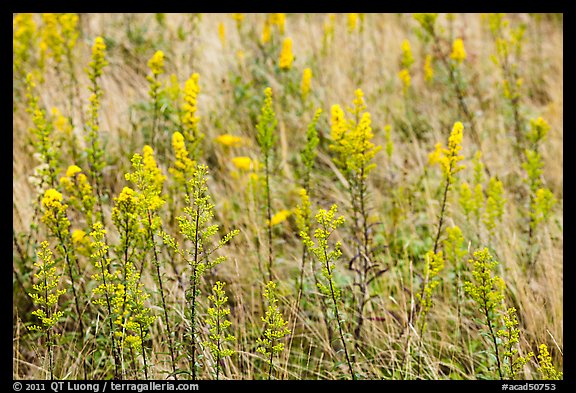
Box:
41 13 64 64
59 13 79 51
429 122 465 183
347 13 358 33
51 107 72 136
66 165 82 178
148 50 165 77
401 39 415 69
90 37 108 77
279 37 294 70
71 229 87 244
13 13 37 77
182 73 201 146
42 189 63 209
231 13 244 30
329 90 381 179
269 210 291 226
527 117 551 146
214 134 243 147
261 19 271 44
398 69 411 92
142 145 165 192
450 38 467 63
301 68 312 100
424 54 434 83
218 22 226 46
41 188 70 235
271 13 286 34
169 131 195 187
232 156 255 171
330 104 348 143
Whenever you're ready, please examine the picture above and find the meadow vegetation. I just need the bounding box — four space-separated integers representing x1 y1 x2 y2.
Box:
13 13 563 380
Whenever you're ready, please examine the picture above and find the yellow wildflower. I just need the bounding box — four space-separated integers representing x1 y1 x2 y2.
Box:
269 210 291 226
262 19 271 44
148 50 165 76
182 73 201 145
142 145 166 191
401 39 415 69
271 13 286 34
347 13 358 33
450 38 466 63
214 134 243 147
42 189 63 209
51 107 72 136
301 68 312 100
330 104 348 143
279 37 294 70
66 165 82 178
232 156 255 171
169 131 195 186
71 229 87 244
398 69 411 92
218 22 226 46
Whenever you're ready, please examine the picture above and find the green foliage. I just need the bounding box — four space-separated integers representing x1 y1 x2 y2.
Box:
256 281 291 380
464 247 506 379
205 281 236 380
28 241 66 334
25 73 60 188
417 250 445 325
536 344 563 380
161 163 238 379
464 248 505 315
497 307 534 379
299 108 321 190
483 177 506 238
256 87 278 158
85 36 108 191
301 205 346 300
530 188 556 230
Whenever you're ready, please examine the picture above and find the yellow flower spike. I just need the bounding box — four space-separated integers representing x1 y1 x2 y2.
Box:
271 13 286 34
428 143 443 166
231 13 244 22
169 131 195 188
232 156 254 171
182 73 202 147
301 68 312 100
261 19 272 44
66 165 82 178
450 38 467 63
218 22 226 46
71 229 87 244
279 37 294 70
148 50 165 76
401 39 415 69
214 134 243 148
330 104 348 143
42 189 63 209
41 13 64 64
142 145 166 192
347 13 358 33
398 69 411 93
268 210 292 226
